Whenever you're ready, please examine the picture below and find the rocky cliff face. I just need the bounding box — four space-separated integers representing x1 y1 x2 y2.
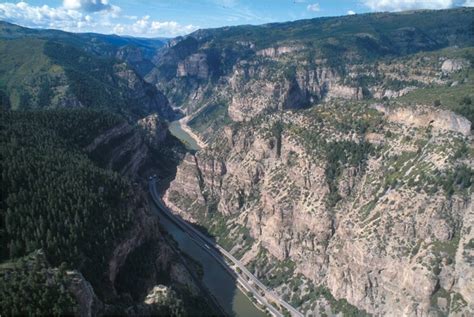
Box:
78 115 210 315
149 43 470 145
144 8 473 141
85 121 149 178
165 102 473 316
373 104 472 136
113 63 177 121
138 113 169 146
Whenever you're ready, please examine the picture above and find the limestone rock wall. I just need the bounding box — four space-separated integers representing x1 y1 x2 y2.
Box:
165 103 473 316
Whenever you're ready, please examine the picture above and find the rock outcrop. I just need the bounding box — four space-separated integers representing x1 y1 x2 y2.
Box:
67 270 104 317
441 58 469 74
373 104 472 136
138 113 169 146
85 121 148 178
165 102 473 316
177 53 209 79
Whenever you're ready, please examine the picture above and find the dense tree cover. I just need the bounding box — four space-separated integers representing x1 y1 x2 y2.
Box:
271 121 284 157
0 109 134 289
441 164 473 196
44 42 127 113
115 240 211 316
325 141 374 207
0 36 173 119
0 252 76 316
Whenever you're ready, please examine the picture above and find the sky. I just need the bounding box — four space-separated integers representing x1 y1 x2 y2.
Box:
0 0 473 38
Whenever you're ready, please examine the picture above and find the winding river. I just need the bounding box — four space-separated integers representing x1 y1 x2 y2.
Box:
161 120 265 317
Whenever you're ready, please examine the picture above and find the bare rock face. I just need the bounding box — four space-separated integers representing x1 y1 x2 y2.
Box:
454 199 474 310
138 113 168 146
227 63 363 122
441 59 469 74
177 53 209 79
165 102 473 316
256 45 304 57
67 270 104 317
373 104 472 136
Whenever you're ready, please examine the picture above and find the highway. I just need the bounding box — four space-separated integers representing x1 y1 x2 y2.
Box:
149 179 304 317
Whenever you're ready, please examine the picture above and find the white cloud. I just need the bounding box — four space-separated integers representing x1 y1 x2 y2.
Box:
362 0 454 12
63 0 113 13
463 0 474 6
0 2 86 30
307 3 320 12
114 15 198 37
347 10 356 15
0 1 197 37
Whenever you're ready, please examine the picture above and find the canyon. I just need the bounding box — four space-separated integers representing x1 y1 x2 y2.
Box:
1 7 473 317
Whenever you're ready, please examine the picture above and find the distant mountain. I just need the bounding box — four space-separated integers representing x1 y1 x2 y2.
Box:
1 8 473 317
0 21 167 54
0 21 174 120
143 7 474 138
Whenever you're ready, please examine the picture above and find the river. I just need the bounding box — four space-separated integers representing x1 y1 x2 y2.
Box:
149 202 266 317
161 120 265 316
168 120 201 151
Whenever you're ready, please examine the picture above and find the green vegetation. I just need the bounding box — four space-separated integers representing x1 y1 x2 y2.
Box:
325 141 374 207
398 83 474 127
300 285 370 317
0 251 76 316
440 164 473 196
0 36 172 119
188 101 232 136
0 109 134 293
0 39 54 110
271 120 284 157
191 8 474 56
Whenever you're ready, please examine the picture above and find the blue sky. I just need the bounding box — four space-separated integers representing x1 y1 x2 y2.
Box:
0 0 473 37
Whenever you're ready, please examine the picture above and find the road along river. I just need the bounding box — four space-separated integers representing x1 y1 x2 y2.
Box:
149 194 266 317
162 119 302 316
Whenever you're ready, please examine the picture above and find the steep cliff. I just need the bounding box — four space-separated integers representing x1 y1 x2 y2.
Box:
147 8 473 140
0 109 212 316
165 101 473 316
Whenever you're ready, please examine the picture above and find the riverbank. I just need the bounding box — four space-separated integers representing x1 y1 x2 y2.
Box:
149 187 267 317
178 117 207 149
168 118 207 151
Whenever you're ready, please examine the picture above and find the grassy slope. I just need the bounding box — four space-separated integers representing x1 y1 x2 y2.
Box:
0 22 172 118
395 47 474 124
191 8 474 54
0 38 55 109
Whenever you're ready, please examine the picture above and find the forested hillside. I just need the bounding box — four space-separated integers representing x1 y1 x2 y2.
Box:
0 109 134 287
0 251 77 316
0 107 215 315
0 22 174 120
